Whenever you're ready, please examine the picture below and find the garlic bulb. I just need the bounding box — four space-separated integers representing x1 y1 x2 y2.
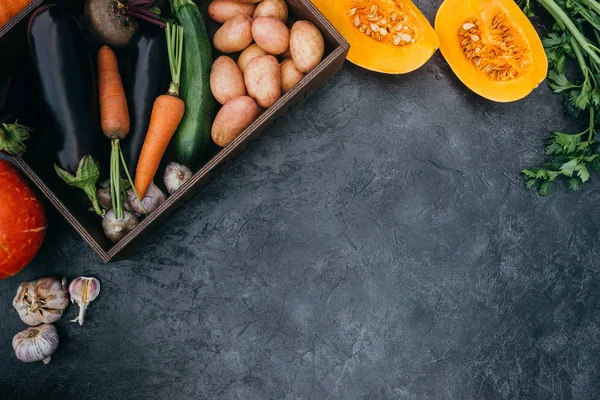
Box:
69 277 101 326
97 179 111 210
102 209 138 243
13 324 59 364
126 182 166 216
164 162 193 194
13 277 69 326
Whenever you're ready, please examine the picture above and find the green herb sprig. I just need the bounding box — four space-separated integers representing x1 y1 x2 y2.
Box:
520 0 600 195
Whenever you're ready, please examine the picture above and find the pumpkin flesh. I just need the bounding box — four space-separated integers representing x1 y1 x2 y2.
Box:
435 0 547 102
312 0 439 74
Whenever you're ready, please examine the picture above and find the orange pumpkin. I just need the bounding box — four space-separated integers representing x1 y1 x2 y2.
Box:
0 159 47 280
435 0 547 102
311 0 439 74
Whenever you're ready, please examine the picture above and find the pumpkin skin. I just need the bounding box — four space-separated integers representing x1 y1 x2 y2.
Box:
435 0 547 102
0 159 47 280
311 0 439 74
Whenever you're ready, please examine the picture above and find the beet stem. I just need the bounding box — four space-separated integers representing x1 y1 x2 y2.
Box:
126 0 154 7
127 10 166 27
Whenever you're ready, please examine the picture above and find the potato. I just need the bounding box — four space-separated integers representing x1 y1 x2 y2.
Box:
234 0 261 3
208 0 256 23
244 55 281 108
290 21 325 73
252 17 289 55
213 15 253 53
238 44 267 73
211 56 246 105
280 58 304 93
253 0 288 22
212 96 259 147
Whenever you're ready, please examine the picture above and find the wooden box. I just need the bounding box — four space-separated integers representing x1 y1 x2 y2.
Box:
5 0 349 262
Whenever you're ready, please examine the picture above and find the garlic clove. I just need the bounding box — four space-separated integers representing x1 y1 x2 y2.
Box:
69 277 100 326
12 277 70 326
13 324 59 364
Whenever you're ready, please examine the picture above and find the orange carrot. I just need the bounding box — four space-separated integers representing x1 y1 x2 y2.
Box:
135 95 185 197
97 45 138 220
134 22 185 198
98 46 130 140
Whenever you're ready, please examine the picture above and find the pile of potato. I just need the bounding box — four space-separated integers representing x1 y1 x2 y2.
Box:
209 0 326 147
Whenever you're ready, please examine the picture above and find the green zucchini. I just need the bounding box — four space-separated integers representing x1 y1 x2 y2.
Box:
171 0 215 167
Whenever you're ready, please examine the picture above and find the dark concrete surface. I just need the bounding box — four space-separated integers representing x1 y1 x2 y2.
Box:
2 2 600 399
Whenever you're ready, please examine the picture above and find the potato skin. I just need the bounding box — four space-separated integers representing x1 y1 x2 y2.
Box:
238 44 267 73
212 96 259 147
253 0 288 22
280 58 304 93
244 55 281 108
211 56 246 105
252 17 289 55
290 21 325 73
213 15 253 53
208 0 256 23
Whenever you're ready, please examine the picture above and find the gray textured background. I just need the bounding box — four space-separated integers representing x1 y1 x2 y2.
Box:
2 1 600 398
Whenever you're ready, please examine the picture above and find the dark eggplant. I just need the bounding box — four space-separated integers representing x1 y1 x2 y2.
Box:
28 5 103 216
28 5 101 173
122 24 170 174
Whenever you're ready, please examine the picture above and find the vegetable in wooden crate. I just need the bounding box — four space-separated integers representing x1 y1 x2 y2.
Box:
208 0 256 23
0 159 47 280
97 45 142 220
123 25 170 174
28 5 104 216
135 22 186 198
435 0 547 102
311 0 439 74
171 0 215 167
84 0 165 48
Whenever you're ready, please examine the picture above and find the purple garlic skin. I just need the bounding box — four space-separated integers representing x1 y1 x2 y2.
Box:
125 182 166 216
69 277 101 326
13 277 69 326
13 324 59 364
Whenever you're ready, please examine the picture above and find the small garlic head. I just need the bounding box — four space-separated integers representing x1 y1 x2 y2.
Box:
13 277 70 326
164 162 193 194
13 324 59 364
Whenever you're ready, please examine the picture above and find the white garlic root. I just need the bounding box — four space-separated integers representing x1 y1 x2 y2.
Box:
13 324 59 364
164 162 193 195
69 277 101 326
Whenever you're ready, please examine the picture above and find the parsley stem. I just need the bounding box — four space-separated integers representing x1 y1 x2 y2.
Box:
588 107 595 142
580 0 600 17
536 0 600 66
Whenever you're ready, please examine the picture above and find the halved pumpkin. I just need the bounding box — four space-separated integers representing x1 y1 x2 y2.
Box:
311 0 439 74
435 0 547 102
